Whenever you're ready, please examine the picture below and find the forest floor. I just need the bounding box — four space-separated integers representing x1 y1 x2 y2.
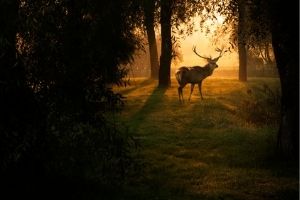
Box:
112 77 298 200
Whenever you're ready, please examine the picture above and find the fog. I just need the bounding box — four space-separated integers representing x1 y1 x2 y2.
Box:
129 16 239 78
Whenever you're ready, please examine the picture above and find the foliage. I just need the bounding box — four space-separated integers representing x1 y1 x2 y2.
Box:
43 116 135 184
206 0 273 59
239 83 281 125
0 0 143 193
204 0 299 157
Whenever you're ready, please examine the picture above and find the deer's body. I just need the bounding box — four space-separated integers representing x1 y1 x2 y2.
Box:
176 64 217 102
176 46 227 102
176 65 214 84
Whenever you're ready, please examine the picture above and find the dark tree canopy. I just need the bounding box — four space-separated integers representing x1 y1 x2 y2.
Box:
0 0 143 198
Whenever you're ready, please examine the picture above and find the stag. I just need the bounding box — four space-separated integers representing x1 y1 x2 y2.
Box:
175 46 226 102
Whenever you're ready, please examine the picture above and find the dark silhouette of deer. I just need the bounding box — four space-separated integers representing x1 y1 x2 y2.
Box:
175 46 226 102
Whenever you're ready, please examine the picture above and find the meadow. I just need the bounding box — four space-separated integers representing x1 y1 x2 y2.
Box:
113 77 298 200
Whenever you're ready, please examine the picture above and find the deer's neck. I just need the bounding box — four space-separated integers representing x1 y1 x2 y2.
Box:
203 64 215 77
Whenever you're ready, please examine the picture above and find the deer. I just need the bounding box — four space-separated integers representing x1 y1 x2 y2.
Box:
175 46 227 102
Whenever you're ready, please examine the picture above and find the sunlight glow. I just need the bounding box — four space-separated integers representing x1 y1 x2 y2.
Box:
172 15 238 70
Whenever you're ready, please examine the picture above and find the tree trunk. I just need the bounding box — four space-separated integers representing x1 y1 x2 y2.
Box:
143 0 159 79
237 0 247 82
159 0 172 87
271 0 299 158
264 42 273 65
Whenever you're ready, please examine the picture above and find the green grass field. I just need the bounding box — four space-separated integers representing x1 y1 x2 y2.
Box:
113 77 298 200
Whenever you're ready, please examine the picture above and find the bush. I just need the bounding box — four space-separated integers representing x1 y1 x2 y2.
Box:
239 83 281 125
0 0 142 198
43 114 135 185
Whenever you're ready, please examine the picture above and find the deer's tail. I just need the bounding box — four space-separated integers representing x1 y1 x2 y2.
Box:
175 67 188 85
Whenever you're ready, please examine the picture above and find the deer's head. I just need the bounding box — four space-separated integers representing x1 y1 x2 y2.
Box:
192 46 228 70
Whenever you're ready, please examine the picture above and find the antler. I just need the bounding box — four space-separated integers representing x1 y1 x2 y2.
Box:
214 46 229 61
192 46 210 60
215 47 224 59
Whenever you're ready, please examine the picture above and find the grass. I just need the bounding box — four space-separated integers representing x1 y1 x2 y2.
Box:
113 77 298 200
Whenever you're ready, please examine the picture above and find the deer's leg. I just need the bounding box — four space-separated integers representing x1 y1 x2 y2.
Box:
198 81 203 100
188 84 195 101
178 86 184 102
178 86 182 102
178 84 187 103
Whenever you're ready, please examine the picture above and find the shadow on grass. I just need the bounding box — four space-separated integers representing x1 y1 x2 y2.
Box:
186 87 298 175
118 79 154 95
129 86 167 134
118 78 298 200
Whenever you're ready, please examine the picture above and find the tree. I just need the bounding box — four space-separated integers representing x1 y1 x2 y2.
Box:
0 0 46 194
205 0 249 81
247 0 298 157
158 0 205 87
268 0 299 158
205 0 298 158
143 0 160 79
1 0 143 197
237 0 247 81
159 0 173 87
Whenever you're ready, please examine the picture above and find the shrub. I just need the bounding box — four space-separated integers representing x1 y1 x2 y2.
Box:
239 83 281 125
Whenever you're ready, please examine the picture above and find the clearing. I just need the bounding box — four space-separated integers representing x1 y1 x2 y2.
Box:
113 77 298 200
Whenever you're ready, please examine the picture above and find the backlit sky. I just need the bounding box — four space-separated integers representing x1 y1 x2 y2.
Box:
172 16 238 70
